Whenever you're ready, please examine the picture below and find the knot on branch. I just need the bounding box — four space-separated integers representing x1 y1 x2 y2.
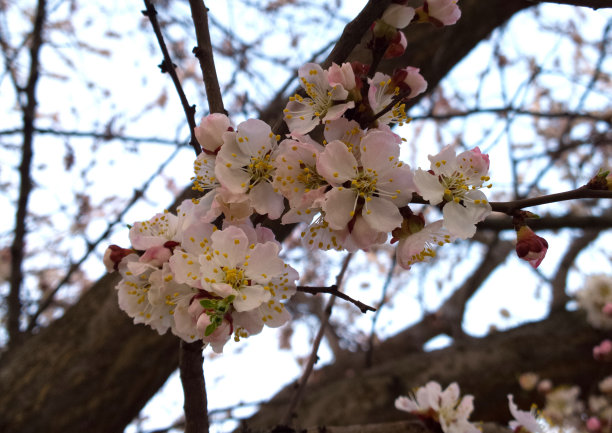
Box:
158 59 176 74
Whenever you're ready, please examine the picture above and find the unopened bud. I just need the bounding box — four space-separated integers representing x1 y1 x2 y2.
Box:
515 226 548 269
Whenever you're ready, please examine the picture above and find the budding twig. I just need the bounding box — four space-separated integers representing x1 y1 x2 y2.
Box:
297 284 376 314
142 0 201 156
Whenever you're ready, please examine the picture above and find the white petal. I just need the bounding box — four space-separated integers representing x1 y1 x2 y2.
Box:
362 196 402 232
414 169 444 204
322 188 357 230
317 140 358 185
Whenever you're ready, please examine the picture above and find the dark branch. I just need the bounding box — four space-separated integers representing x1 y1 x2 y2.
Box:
188 0 226 115
281 253 354 427
490 187 612 215
179 340 209 433
142 0 201 156
8 0 46 348
297 284 376 314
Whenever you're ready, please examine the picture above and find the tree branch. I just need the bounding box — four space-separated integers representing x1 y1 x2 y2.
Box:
142 0 201 156
490 187 612 215
297 284 376 314
179 340 209 433
188 0 226 115
8 0 46 348
281 253 353 427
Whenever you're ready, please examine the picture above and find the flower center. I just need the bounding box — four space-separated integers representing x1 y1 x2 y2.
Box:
351 171 377 198
296 165 326 191
247 154 274 187
223 267 246 290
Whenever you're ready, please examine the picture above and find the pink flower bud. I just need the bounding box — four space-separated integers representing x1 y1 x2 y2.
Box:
103 245 133 272
381 4 415 29
384 31 407 59
391 67 428 99
416 0 461 27
139 245 173 267
586 417 602 432
194 113 232 153
602 303 612 316
328 62 357 91
515 226 548 269
518 372 539 391
594 339 612 361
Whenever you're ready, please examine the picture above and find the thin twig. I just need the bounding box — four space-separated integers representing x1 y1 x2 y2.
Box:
188 0 226 115
365 253 396 368
142 0 201 156
8 0 46 348
179 340 209 433
0 127 187 146
281 252 353 427
297 285 376 313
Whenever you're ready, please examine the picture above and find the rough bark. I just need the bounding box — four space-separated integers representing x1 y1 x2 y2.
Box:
243 310 608 430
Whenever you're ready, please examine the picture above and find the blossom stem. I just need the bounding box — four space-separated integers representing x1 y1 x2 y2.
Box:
179 340 209 433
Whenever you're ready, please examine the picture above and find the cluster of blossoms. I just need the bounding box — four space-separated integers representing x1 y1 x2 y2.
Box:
105 0 535 351
395 379 612 433
395 381 480 433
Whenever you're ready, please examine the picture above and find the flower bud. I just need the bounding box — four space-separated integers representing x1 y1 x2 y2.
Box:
594 339 612 361
515 226 548 269
415 0 461 27
194 113 232 153
381 4 415 29
103 245 134 272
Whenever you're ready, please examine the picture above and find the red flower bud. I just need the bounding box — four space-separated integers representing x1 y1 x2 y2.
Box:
515 226 548 269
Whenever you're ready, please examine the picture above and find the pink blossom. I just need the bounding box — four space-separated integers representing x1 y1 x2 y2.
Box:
593 339 612 361
194 113 232 153
381 4 415 29
394 66 428 99
587 417 602 432
327 62 357 91
515 226 548 269
138 244 173 267
507 394 545 433
416 0 461 27
103 244 134 272
602 302 612 316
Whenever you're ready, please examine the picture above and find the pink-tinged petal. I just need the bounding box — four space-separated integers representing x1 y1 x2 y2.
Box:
214 157 250 194
351 215 388 250
232 310 265 336
284 100 319 135
233 284 271 312
327 62 356 91
211 226 249 268
218 131 250 164
442 201 485 239
381 4 415 29
139 245 172 267
258 300 291 328
194 113 231 152
299 63 328 89
360 129 401 173
180 221 215 255
362 196 402 232
414 168 444 204
322 188 357 230
427 144 457 176
235 118 275 157
249 181 284 220
210 282 236 298
169 251 202 289
245 242 284 284
323 101 353 122
317 140 358 185
401 67 428 99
